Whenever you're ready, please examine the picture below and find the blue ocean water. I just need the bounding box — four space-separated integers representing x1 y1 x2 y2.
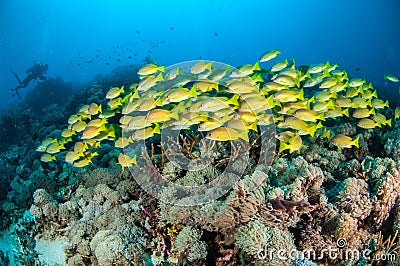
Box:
0 0 399 110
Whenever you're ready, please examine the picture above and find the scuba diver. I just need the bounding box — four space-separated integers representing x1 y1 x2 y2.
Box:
10 62 48 99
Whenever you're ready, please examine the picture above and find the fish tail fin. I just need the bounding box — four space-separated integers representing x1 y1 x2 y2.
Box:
156 73 164 82
155 98 163 107
189 86 197 98
385 100 389 108
366 98 372 107
353 135 360 148
213 83 219 91
131 155 137 165
99 124 107 132
132 89 140 99
253 61 261 71
318 112 326 121
308 124 317 138
107 127 116 139
153 123 161 134
295 77 300 88
325 61 331 69
279 140 288 153
266 94 274 108
247 122 258 132
325 129 331 139
343 108 350 117
322 69 331 78
227 94 239 106
291 56 296 68
251 73 264 83
169 110 180 120
298 89 305 101
370 108 376 116
306 100 311 109
238 129 249 141
384 74 388 80
205 62 213 71
159 65 165 72
368 82 374 89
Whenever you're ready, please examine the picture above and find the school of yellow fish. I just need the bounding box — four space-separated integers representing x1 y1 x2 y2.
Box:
37 49 399 168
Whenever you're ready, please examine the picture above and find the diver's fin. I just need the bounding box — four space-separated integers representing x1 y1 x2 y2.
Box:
10 66 23 85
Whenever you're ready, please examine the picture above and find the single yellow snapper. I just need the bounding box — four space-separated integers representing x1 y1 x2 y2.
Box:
114 137 133 149
117 153 137 170
73 158 92 167
145 109 179 123
88 103 102 115
81 125 106 139
40 153 56 162
226 81 259 94
270 59 289 72
137 73 164 91
106 86 125 99
164 86 197 103
331 134 360 149
137 63 165 76
230 62 260 77
260 48 281 62
192 81 219 93
294 109 325 122
279 135 302 153
65 151 84 164
384 73 399 82
197 95 239 112
131 124 161 140
206 126 248 141
126 116 153 130
352 108 375 119
191 60 213 74
357 118 380 129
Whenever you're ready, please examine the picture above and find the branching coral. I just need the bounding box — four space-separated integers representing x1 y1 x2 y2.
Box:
335 177 372 220
171 226 207 263
370 167 400 227
29 189 59 222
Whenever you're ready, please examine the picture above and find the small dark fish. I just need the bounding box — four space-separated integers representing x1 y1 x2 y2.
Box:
106 62 110 65
355 67 361 71
116 59 121 62
128 56 132 59
170 26 175 30
136 30 140 34
214 32 218 36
